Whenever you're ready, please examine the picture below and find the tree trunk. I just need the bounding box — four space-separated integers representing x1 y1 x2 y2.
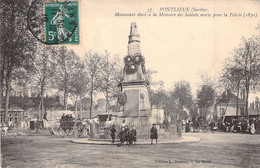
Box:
4 79 11 124
37 86 45 133
177 101 183 121
106 90 108 113
89 78 94 119
79 95 82 111
0 55 4 111
236 81 240 116
90 89 93 119
205 106 208 119
64 63 68 110
79 95 82 119
64 87 68 110
36 100 41 133
245 81 250 119
0 73 2 112
40 81 45 120
75 94 78 117
223 102 228 123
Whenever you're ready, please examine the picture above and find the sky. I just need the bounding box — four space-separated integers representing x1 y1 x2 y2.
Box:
65 0 260 100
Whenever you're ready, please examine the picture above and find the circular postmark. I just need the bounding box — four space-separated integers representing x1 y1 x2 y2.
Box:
27 0 79 45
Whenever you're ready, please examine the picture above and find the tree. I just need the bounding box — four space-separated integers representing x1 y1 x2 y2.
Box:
171 81 193 120
0 0 37 123
69 60 89 115
84 51 104 118
99 51 120 112
224 36 260 116
144 68 158 105
30 45 56 132
150 81 168 109
221 62 244 115
188 103 199 119
197 85 216 118
53 46 80 110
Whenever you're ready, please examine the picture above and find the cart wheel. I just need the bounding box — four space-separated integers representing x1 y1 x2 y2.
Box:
52 125 60 135
82 125 90 138
202 127 208 133
73 120 84 139
196 126 200 133
48 128 54 135
66 129 74 136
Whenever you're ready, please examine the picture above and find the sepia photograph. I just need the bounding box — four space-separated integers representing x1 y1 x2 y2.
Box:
1 0 260 167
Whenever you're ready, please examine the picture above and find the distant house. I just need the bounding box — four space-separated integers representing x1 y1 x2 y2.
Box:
214 90 260 122
1 96 64 128
0 108 24 127
215 90 246 117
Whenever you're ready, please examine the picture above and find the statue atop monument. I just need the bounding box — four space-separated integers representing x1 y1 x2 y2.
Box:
123 22 146 82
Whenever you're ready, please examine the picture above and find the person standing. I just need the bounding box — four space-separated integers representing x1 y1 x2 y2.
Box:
130 126 137 146
110 124 116 143
150 124 158 144
124 125 130 145
185 120 190 133
1 123 8 137
250 118 256 135
209 120 215 133
118 127 125 146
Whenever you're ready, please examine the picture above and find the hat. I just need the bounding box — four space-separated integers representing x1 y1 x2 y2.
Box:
152 123 156 125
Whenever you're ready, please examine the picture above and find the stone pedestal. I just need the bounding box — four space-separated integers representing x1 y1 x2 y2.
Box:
121 82 151 117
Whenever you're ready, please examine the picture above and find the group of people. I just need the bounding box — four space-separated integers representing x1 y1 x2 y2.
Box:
110 120 159 146
217 118 259 135
184 117 259 135
110 124 137 147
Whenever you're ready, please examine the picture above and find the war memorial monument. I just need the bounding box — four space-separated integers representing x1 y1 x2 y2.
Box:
89 22 179 141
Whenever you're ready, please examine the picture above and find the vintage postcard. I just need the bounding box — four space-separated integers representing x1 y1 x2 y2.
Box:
1 0 260 167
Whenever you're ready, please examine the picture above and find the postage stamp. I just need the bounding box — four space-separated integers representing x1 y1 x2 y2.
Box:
44 1 79 44
27 0 79 45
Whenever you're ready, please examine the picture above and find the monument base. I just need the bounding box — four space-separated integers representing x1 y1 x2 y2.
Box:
91 116 179 140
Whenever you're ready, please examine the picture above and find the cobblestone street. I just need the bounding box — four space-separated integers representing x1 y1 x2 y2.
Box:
1 132 260 168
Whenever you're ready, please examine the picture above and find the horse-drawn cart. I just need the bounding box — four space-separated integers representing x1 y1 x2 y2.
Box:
49 114 75 136
48 112 90 138
190 117 209 133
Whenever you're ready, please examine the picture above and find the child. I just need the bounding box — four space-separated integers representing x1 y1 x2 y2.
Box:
110 125 116 143
129 126 137 146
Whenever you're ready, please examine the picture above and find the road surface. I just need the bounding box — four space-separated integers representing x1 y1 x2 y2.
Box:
1 132 260 168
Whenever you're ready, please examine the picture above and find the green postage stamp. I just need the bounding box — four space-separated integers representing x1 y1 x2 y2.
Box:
44 1 79 44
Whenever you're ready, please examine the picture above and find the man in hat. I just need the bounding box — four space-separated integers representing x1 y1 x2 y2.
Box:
150 124 158 144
